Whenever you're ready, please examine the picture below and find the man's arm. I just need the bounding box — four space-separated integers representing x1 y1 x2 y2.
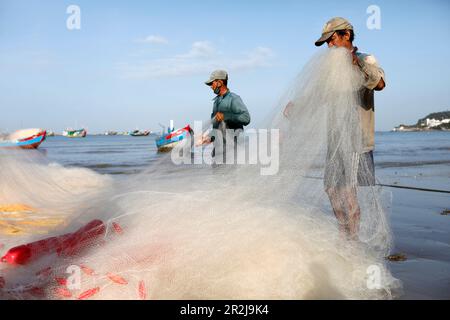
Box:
283 101 294 118
211 100 225 128
374 78 385 91
211 101 218 120
228 95 251 126
355 52 386 91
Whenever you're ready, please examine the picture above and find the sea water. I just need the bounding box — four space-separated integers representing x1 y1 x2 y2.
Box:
40 132 450 180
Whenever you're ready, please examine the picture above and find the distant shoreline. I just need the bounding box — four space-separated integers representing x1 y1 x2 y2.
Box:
391 111 450 132
390 127 450 132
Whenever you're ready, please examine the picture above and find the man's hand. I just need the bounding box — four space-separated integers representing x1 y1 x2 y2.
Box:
352 51 359 65
351 47 359 66
214 112 224 122
283 101 294 118
195 133 212 146
374 78 386 91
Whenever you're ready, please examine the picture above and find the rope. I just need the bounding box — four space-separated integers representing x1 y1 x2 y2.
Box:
376 183 450 194
299 175 450 194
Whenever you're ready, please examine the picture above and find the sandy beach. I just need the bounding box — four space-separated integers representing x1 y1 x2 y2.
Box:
1 132 449 300
379 164 450 299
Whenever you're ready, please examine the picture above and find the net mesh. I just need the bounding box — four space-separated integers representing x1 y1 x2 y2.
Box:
0 47 401 300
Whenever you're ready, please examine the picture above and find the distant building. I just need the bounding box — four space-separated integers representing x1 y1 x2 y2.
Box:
426 118 450 128
392 110 450 131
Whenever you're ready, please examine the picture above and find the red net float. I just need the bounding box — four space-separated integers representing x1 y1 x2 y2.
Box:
0 220 105 266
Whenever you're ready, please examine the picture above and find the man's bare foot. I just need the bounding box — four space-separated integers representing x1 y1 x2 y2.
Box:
347 232 360 242
337 222 349 241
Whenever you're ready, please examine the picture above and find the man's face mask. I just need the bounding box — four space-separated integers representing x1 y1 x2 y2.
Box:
213 81 222 95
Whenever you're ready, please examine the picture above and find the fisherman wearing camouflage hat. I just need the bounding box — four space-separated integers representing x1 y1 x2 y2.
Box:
316 17 386 239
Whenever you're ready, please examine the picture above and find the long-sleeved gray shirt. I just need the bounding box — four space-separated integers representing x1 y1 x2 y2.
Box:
211 90 251 130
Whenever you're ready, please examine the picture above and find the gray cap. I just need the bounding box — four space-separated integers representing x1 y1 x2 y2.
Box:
315 17 353 46
205 70 228 85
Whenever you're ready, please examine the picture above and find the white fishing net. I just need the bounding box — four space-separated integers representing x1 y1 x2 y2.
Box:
0 47 401 300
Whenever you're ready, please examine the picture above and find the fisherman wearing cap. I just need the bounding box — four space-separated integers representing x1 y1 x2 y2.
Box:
315 17 386 239
199 70 251 163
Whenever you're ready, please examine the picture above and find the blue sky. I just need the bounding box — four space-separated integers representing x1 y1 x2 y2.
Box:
1 0 449 133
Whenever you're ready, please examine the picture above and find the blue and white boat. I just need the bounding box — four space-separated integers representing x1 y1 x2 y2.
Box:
155 122 192 152
0 128 47 149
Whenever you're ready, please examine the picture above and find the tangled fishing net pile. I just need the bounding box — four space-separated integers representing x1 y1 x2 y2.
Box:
0 47 401 300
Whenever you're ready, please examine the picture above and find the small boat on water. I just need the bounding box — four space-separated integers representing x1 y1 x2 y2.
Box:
156 124 192 152
0 128 47 149
63 128 87 138
129 130 150 137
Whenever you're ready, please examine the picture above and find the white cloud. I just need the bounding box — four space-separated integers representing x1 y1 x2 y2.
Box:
137 35 169 45
175 41 217 59
118 41 274 79
228 47 274 70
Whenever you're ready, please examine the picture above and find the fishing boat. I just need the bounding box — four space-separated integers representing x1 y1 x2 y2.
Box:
156 123 192 152
62 128 87 138
129 130 150 137
0 128 47 149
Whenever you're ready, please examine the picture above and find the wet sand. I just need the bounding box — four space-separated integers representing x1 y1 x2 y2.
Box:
380 165 450 299
1 163 449 299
